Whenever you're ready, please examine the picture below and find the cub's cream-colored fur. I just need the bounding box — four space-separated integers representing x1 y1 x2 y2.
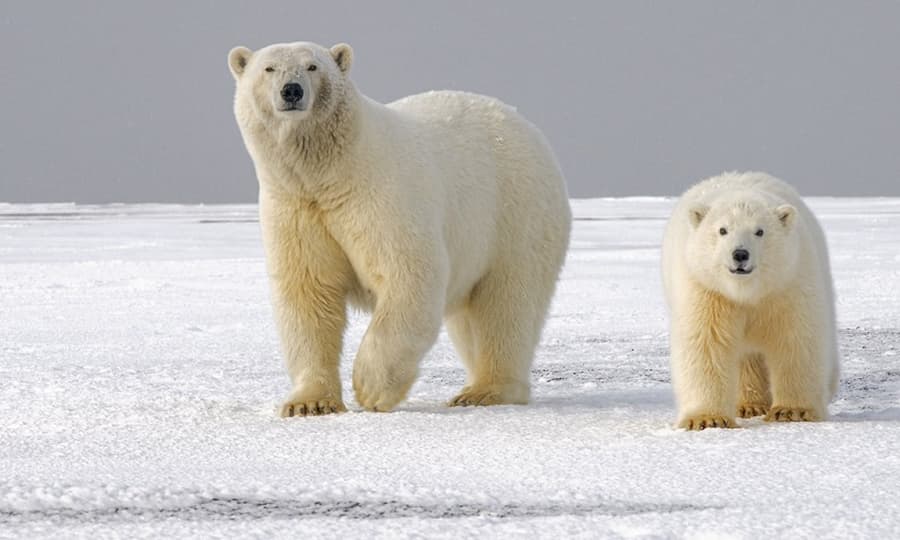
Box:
662 172 839 430
228 42 571 415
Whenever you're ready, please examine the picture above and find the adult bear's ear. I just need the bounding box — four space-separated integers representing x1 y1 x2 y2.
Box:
689 205 709 228
228 46 253 80
330 43 353 74
776 204 796 229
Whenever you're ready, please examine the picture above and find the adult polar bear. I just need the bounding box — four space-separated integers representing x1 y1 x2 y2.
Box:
662 172 839 430
228 42 571 415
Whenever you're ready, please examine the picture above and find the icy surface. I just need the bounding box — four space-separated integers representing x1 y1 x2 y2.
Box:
1 199 899 538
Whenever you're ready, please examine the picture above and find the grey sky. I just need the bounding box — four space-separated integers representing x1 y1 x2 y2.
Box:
2 1 899 203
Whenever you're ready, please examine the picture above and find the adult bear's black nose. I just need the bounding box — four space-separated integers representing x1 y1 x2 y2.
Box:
732 249 750 263
281 83 304 103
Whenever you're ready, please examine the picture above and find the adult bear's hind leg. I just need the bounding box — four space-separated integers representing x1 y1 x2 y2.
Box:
448 268 554 407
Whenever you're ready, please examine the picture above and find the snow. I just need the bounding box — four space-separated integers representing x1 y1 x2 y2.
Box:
1 199 899 539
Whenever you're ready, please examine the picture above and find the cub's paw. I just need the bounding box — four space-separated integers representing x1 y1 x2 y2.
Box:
280 390 346 418
352 360 417 412
448 384 528 407
765 405 821 422
678 414 737 431
737 403 770 418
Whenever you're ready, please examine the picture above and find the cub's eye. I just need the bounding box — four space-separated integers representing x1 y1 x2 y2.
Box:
719 227 728 236
265 66 275 73
755 229 765 237
307 64 318 72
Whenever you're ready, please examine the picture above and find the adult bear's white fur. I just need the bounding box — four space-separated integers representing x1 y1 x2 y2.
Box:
662 171 839 429
228 42 571 415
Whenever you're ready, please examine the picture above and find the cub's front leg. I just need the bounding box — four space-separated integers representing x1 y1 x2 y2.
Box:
749 291 830 423
260 196 355 417
670 291 743 430
761 332 829 423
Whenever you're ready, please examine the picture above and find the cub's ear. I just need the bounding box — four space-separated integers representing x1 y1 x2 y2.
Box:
776 204 796 229
330 43 353 74
689 205 709 228
228 46 253 80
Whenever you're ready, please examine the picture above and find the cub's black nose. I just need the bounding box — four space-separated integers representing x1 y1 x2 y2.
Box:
732 249 750 263
281 83 304 103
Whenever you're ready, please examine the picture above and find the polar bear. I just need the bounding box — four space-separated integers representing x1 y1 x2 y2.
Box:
227 41 571 416
661 171 839 429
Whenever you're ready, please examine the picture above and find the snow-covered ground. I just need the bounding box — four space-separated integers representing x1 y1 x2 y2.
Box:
1 199 899 539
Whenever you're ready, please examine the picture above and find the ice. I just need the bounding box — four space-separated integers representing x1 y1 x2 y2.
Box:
1 199 899 538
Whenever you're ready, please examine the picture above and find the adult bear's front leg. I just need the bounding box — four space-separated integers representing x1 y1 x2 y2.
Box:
352 276 445 412
260 194 354 417
275 283 348 418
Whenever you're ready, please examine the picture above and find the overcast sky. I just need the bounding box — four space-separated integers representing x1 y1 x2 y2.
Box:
2 1 899 202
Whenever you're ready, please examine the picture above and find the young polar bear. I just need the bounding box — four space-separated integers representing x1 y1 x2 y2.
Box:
662 172 839 430
228 42 571 415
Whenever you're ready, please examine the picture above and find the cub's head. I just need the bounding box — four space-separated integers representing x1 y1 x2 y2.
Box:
228 41 353 126
685 196 799 304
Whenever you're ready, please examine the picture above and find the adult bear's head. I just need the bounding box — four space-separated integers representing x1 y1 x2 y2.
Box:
228 41 356 172
229 41 352 123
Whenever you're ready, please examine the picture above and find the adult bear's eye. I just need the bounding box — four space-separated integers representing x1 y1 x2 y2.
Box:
755 229 764 237
308 64 317 72
719 227 728 236
265 66 275 73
